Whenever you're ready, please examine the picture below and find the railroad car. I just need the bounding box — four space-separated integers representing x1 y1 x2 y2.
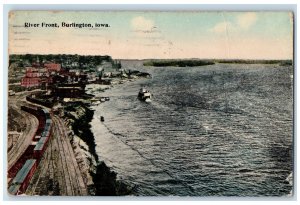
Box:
8 105 53 194
33 137 49 158
8 184 21 195
8 159 37 195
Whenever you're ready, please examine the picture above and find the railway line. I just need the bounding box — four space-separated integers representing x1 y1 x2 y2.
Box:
7 95 39 169
52 116 87 195
24 115 88 196
8 106 52 194
7 109 38 169
8 92 88 196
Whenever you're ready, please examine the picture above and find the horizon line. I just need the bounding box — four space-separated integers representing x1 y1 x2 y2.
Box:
9 53 293 61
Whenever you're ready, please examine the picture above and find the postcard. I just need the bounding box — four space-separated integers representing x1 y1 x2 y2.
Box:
7 11 293 197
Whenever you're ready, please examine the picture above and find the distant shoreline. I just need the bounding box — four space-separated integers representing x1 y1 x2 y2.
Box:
143 59 292 67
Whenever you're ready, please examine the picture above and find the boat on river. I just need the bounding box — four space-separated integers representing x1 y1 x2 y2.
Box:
138 88 152 102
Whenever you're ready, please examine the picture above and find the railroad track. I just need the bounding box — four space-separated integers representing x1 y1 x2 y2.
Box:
53 118 74 195
52 116 87 195
8 91 51 170
26 118 69 195
8 92 88 196
26 116 87 196
7 98 39 169
26 147 50 195
26 130 57 195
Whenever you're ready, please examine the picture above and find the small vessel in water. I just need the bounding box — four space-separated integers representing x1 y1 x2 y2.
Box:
138 88 152 102
99 116 105 122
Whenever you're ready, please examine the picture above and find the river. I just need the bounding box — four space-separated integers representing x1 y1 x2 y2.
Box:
90 60 293 196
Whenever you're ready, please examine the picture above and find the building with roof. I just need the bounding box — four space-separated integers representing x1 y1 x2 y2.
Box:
44 63 61 72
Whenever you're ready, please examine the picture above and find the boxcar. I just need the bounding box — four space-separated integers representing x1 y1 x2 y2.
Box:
9 159 37 194
8 184 21 195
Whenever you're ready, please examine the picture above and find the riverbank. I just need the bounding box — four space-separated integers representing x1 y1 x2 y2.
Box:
62 102 133 195
58 69 153 195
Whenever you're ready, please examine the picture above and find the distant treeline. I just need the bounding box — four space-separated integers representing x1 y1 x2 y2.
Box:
143 59 293 67
216 59 293 65
143 60 215 67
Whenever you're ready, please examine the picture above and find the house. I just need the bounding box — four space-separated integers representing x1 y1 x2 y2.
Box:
21 77 41 87
25 67 42 78
44 63 61 72
21 67 51 88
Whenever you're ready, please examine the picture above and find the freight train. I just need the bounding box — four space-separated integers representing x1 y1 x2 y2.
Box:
8 106 52 195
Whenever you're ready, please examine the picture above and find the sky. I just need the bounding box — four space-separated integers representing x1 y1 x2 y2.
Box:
9 11 293 60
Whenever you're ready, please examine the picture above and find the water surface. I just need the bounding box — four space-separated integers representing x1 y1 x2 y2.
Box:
91 61 293 196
